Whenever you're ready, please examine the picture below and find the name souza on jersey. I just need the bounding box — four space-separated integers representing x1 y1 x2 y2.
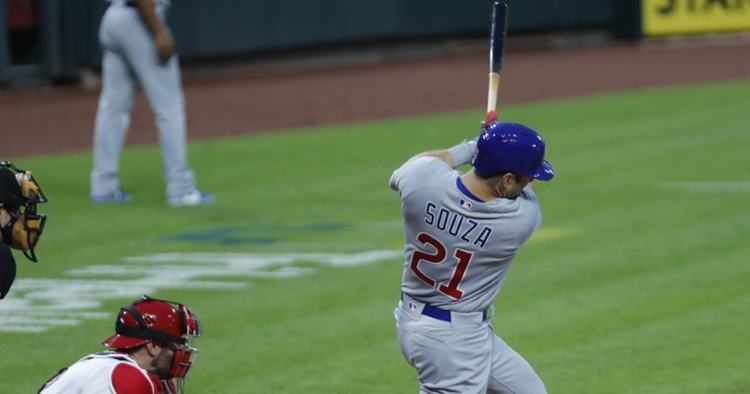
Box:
424 202 492 248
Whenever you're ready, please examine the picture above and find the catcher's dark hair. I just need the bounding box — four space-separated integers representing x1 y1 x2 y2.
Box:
121 343 147 354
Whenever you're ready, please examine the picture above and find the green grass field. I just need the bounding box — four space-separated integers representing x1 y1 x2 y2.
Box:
2 78 749 393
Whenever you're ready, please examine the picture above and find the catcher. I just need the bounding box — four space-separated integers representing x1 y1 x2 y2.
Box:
0 160 47 300
38 295 202 394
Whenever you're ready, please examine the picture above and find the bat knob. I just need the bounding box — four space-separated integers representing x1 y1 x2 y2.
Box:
485 110 498 126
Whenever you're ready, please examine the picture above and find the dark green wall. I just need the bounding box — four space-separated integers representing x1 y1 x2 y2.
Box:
166 0 615 59
1 0 618 83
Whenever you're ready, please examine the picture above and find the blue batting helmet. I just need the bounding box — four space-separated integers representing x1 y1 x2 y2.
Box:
471 122 554 181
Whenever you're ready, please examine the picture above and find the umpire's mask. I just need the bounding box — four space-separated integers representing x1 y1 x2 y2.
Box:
0 161 48 262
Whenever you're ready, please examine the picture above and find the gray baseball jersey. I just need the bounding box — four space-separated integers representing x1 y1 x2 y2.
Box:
390 156 542 313
390 155 548 394
91 0 196 198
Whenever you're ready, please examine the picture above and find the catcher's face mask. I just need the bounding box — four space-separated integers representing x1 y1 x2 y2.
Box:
0 162 47 262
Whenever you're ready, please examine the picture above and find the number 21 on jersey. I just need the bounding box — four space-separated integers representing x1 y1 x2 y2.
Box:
410 232 473 299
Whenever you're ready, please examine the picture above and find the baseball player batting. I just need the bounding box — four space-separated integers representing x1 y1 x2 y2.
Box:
390 3 554 394
90 0 213 206
391 120 554 394
390 6 553 390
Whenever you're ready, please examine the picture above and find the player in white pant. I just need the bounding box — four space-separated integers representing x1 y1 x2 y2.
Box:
390 114 555 394
91 0 212 206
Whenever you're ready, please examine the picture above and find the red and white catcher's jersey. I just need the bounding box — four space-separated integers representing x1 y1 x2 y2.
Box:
38 351 158 394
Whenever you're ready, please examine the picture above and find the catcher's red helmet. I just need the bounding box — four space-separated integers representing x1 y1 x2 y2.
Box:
103 296 199 349
103 295 201 387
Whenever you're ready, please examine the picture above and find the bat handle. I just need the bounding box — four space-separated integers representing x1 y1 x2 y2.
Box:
487 72 500 113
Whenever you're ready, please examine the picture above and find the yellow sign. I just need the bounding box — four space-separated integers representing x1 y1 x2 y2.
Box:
643 0 750 36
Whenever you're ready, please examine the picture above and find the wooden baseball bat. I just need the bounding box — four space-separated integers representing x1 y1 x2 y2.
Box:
487 2 509 120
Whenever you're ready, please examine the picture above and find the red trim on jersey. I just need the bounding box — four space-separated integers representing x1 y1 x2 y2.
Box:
111 363 155 394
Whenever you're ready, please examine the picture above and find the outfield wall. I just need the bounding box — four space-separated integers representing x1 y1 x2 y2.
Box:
0 0 612 84
1 0 748 85
615 0 750 38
